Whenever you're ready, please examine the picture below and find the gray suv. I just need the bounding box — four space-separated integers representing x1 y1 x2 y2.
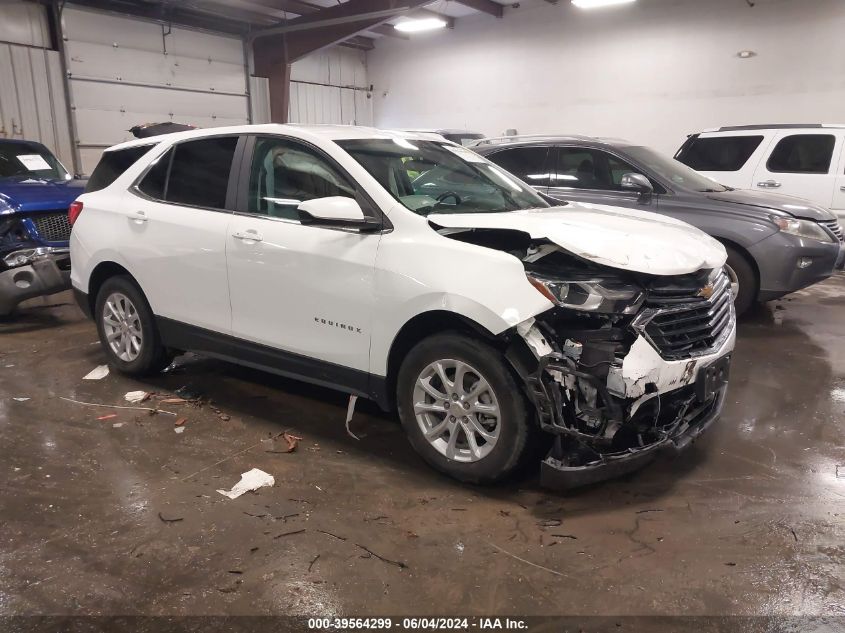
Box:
471 135 845 315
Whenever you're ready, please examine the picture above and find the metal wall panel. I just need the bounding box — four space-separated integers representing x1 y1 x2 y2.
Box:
62 5 250 174
0 44 74 169
289 47 372 126
0 2 50 48
249 76 271 125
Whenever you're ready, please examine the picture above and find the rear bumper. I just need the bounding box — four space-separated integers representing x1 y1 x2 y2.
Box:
73 287 92 319
0 250 71 315
750 233 841 301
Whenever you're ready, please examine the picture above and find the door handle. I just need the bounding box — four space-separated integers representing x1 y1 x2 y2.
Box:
129 210 148 223
756 180 781 188
232 230 263 242
840 185 845 192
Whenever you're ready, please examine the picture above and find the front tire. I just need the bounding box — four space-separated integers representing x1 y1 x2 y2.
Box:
396 333 533 484
723 245 757 317
94 276 173 376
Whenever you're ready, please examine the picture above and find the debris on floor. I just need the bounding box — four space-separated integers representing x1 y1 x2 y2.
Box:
60 396 179 417
216 468 275 499
96 414 118 421
158 512 183 524
83 365 110 380
124 391 150 404
174 426 185 434
12 397 30 402
345 395 360 440
266 431 302 454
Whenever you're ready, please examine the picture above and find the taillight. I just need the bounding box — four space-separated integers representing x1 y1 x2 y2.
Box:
68 200 84 226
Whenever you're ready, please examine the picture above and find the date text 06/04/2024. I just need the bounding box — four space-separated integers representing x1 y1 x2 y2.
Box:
307 617 528 630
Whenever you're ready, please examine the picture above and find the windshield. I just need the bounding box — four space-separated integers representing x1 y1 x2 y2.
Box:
0 142 69 181
625 146 728 193
337 139 549 215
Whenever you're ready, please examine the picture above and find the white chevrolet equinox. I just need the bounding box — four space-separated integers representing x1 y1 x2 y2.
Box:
70 125 736 487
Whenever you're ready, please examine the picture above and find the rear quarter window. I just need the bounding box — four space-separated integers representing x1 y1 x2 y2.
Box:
675 135 763 171
86 145 154 193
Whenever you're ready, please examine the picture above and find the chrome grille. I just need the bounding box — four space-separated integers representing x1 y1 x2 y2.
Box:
31 212 72 242
640 271 733 360
820 219 843 242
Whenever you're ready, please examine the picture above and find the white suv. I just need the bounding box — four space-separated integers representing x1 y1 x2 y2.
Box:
676 124 845 218
70 125 736 487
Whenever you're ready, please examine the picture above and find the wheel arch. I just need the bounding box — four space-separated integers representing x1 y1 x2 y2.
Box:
714 237 761 299
383 310 501 411
86 261 140 316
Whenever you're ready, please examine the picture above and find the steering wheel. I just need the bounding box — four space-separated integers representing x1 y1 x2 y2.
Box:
435 191 461 206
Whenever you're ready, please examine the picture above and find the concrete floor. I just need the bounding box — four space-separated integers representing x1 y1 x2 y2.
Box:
2 275 844 620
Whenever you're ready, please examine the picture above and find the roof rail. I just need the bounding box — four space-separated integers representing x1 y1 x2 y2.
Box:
715 123 845 132
471 133 595 146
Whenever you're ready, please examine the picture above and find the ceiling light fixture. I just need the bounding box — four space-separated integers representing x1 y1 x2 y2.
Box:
571 0 635 9
393 17 448 32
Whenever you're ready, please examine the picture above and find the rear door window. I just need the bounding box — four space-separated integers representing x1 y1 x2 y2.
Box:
766 134 836 174
166 137 238 209
675 135 764 171
86 145 154 192
487 147 552 187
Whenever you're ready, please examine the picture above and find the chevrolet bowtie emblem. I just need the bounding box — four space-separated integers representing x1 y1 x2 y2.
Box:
697 284 714 300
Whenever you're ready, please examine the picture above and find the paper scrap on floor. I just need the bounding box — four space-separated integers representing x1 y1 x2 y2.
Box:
83 365 110 380
124 391 148 403
216 468 275 499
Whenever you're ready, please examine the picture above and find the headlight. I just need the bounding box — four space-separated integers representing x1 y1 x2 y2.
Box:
3 247 50 268
526 272 644 314
772 217 835 243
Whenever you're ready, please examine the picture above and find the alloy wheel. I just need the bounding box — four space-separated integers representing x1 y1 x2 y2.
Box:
102 292 143 362
412 359 501 463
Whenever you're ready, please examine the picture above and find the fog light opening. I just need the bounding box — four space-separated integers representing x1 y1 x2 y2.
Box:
13 270 34 289
797 257 813 269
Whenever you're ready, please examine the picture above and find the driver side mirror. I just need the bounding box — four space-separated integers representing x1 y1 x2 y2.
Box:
620 173 654 199
298 197 382 232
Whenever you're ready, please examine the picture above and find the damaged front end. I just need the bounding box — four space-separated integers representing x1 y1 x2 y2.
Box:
504 240 735 488
0 213 72 315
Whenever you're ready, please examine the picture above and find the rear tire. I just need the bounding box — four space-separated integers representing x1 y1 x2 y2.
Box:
723 245 756 317
396 333 533 484
94 276 173 376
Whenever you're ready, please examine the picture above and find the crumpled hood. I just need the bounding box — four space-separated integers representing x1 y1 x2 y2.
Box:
706 189 835 221
429 203 727 276
0 178 86 214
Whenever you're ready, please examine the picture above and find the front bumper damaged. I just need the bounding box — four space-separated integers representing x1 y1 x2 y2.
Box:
0 247 71 315
512 312 735 490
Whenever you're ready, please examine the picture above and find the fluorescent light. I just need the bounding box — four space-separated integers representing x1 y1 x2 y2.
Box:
394 17 448 32
571 0 635 8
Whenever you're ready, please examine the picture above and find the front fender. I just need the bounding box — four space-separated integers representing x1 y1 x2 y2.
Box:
369 226 552 376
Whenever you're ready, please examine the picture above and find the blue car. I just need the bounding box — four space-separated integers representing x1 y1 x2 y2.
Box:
0 139 85 315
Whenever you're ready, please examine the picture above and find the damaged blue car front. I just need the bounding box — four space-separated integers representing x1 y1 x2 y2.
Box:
0 139 84 315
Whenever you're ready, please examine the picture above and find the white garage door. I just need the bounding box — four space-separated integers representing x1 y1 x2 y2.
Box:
62 6 251 174
0 2 74 169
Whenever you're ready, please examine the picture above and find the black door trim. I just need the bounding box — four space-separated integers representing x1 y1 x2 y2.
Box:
156 317 391 410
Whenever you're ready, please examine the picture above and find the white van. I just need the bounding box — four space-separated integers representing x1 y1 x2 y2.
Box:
675 124 845 218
